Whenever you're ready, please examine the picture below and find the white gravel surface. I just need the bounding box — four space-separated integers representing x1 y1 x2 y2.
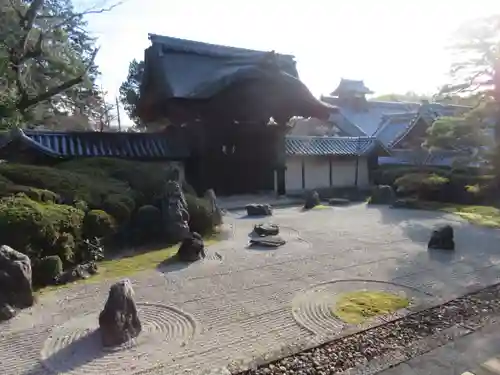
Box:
2 204 500 375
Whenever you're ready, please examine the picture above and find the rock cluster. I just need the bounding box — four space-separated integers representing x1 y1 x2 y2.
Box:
428 225 455 250
161 181 190 242
177 232 206 262
0 245 34 321
246 204 273 216
98 279 142 347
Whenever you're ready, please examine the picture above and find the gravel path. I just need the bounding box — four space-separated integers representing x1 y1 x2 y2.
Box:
2 204 500 375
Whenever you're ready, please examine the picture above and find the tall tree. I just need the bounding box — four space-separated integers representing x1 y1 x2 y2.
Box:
0 0 120 129
426 14 500 166
119 58 143 127
373 91 431 103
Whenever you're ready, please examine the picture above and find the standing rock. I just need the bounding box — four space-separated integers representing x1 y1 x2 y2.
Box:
161 181 190 242
204 189 223 226
98 279 142 347
428 225 455 250
246 204 273 216
177 232 206 262
369 185 396 205
0 245 34 312
304 190 321 209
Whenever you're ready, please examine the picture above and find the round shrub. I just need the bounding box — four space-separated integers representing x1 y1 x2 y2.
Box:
395 173 449 200
0 195 84 261
102 194 134 224
134 205 162 242
185 194 215 236
82 209 117 239
33 255 63 286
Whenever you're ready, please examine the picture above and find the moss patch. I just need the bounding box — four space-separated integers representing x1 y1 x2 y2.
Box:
402 201 500 229
39 238 218 294
333 290 409 324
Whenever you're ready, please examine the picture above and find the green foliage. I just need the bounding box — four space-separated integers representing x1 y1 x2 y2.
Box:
134 205 162 243
373 92 431 103
395 173 449 195
0 163 131 208
56 158 181 206
33 255 63 286
82 210 117 239
0 195 84 262
102 194 135 224
119 59 144 127
185 194 216 236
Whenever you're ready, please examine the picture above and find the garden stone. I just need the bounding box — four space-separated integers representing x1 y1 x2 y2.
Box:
328 198 350 206
369 185 396 205
177 232 206 262
161 181 190 242
204 189 223 226
0 245 34 309
249 235 286 248
254 223 280 237
99 279 142 347
0 303 16 321
246 204 273 216
428 225 455 250
57 261 98 285
304 190 320 209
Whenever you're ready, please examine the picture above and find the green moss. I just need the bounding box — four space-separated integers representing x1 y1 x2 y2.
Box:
333 290 409 324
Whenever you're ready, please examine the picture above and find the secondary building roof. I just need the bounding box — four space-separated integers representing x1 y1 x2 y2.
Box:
285 136 389 156
0 128 190 160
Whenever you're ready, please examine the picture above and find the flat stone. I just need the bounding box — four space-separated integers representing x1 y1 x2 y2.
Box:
246 204 273 216
249 235 286 248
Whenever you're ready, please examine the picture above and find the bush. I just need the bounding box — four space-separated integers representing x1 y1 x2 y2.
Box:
102 194 135 224
55 232 76 263
33 255 63 286
395 173 449 200
82 209 117 239
185 194 216 236
0 163 131 209
134 205 162 243
0 195 84 262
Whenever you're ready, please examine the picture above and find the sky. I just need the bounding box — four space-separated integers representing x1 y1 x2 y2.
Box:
82 0 500 127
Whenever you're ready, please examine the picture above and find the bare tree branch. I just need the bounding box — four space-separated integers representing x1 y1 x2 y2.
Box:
18 48 99 111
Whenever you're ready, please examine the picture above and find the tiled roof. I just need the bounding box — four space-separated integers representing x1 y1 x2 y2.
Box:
2 129 190 159
374 112 419 147
378 149 470 167
330 79 373 96
285 136 389 156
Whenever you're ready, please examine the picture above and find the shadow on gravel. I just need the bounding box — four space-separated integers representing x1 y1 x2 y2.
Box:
156 255 191 274
34 330 106 374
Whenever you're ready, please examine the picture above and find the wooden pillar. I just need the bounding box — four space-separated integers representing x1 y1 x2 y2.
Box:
329 156 333 186
275 124 287 196
301 157 305 189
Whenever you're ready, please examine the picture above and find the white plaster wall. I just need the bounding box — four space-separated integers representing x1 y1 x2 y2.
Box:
285 156 370 192
331 158 369 188
304 157 330 190
285 157 303 192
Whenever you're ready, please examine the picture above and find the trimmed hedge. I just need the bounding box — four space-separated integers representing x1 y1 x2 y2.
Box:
0 195 85 262
0 163 131 209
82 209 117 239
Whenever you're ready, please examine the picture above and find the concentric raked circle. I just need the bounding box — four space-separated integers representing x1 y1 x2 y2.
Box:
41 303 196 375
292 280 434 336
